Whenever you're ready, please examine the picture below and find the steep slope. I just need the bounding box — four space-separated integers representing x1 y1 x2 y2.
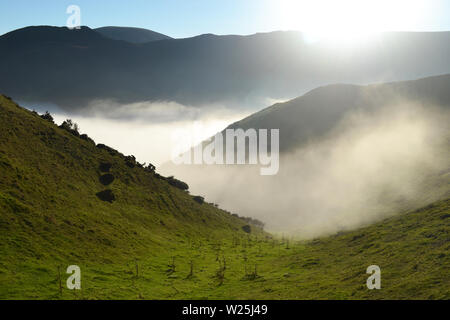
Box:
1 27 450 110
227 74 450 152
0 96 448 299
161 75 450 233
0 95 261 299
95 26 172 43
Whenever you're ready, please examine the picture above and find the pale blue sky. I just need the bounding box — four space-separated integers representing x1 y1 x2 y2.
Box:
0 0 449 38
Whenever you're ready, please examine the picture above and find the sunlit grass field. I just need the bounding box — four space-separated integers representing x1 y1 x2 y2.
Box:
0 95 448 300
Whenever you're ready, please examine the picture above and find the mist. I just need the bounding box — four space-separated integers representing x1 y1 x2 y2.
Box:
29 99 251 166
161 102 450 238
25 97 450 238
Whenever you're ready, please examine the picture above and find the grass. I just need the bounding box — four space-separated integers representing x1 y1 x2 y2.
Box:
0 94 449 299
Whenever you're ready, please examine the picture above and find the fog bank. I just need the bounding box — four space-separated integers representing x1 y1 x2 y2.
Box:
29 100 250 166
162 102 450 237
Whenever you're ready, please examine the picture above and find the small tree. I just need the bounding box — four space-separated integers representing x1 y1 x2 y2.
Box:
60 119 80 136
145 163 156 172
192 196 204 204
167 176 189 191
40 111 54 123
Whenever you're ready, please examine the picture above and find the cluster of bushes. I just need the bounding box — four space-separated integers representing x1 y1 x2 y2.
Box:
166 176 189 191
36 111 153 172
153 174 190 191
240 216 265 229
97 142 156 175
196 196 265 230
33 108 267 231
123 155 155 171
59 119 80 137
124 155 137 168
40 111 54 123
200 201 265 230
192 195 205 204
229 212 265 230
34 110 97 145
80 133 95 144
144 163 156 173
33 110 191 196
96 144 120 156
242 225 252 233
96 189 115 203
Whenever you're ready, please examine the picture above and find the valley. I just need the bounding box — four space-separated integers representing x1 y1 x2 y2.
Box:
0 94 448 299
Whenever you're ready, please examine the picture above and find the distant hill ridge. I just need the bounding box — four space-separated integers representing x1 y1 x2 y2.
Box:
94 26 172 43
1 26 449 110
226 74 450 152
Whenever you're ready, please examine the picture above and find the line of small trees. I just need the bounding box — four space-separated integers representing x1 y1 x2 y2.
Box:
35 110 159 172
35 110 264 230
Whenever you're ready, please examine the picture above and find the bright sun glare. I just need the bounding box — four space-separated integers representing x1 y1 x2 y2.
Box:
273 0 426 43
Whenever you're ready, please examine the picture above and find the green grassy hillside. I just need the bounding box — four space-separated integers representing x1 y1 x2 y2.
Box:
0 95 448 299
0 95 263 299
